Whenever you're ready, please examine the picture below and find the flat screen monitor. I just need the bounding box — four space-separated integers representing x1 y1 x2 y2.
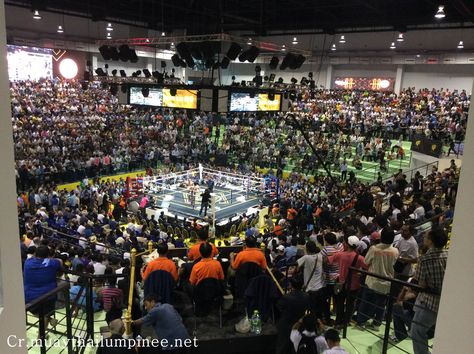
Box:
258 93 281 111
7 45 53 81
229 92 258 112
162 89 198 109
129 87 163 106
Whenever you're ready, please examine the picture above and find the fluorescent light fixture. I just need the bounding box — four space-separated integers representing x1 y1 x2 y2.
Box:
292 37 298 44
339 35 345 43
331 43 336 51
57 25 64 33
33 10 41 20
397 33 404 42
161 31 166 36
281 44 286 51
457 40 464 49
106 23 113 31
435 5 445 19
247 38 252 45
390 42 396 49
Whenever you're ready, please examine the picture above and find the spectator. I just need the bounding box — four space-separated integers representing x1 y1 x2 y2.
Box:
323 328 349 354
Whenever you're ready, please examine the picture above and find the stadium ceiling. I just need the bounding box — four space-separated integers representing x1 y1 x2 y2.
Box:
6 0 474 35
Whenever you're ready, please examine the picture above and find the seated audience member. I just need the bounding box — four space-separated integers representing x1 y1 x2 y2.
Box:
100 271 124 324
142 242 178 282
187 232 219 261
231 236 267 270
323 328 349 354
290 313 328 354
189 243 224 286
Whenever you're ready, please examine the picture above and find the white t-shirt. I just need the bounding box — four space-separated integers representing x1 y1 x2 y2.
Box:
290 330 328 353
297 253 324 292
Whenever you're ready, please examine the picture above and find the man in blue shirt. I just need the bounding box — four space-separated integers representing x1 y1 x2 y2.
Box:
133 294 190 352
24 245 62 336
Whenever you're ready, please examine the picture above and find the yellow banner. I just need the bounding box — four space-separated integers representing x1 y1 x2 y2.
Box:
162 89 198 109
258 93 281 111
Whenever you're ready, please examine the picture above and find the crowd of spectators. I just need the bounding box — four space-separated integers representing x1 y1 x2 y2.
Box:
16 79 464 354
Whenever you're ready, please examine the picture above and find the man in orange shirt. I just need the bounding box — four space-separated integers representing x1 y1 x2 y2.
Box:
187 233 219 261
231 237 267 270
189 243 224 286
142 243 178 282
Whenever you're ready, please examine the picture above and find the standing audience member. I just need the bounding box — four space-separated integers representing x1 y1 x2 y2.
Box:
411 229 448 354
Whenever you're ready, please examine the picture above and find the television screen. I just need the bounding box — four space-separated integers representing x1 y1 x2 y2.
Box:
162 89 198 109
229 92 258 112
129 87 163 106
258 93 281 111
7 45 53 81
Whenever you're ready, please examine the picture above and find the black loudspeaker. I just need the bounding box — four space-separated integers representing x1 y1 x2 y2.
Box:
110 84 118 95
118 45 131 62
246 46 260 63
121 84 128 93
280 53 295 70
253 75 263 87
120 70 126 77
99 45 112 60
268 91 275 100
269 56 279 70
290 54 306 69
176 42 195 68
83 71 90 81
170 88 177 96
171 54 181 67
129 49 139 63
227 42 242 60
161 61 167 68
110 47 120 61
238 51 248 62
143 69 151 78
221 57 230 69
141 87 149 97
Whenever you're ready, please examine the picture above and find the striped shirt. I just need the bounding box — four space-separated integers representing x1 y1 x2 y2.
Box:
101 287 123 312
321 243 344 285
414 248 448 312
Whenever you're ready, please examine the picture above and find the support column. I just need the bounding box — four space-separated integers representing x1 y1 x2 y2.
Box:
394 64 404 94
433 78 474 353
325 64 333 89
0 0 28 352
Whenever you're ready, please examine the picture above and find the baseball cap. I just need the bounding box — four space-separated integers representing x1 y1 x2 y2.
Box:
347 235 359 247
277 245 285 251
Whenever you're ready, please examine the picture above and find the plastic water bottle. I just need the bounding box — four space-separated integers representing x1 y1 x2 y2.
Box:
251 310 262 334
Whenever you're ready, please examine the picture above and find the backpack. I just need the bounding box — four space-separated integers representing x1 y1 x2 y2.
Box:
297 333 318 354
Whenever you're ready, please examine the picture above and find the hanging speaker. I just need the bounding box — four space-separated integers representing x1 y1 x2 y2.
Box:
227 42 242 60
221 57 230 69
269 56 279 70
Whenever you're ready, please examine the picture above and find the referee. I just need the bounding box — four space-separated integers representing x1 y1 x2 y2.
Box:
199 188 211 216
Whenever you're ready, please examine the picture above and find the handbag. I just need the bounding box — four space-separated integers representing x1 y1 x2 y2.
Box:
302 254 319 291
334 253 359 295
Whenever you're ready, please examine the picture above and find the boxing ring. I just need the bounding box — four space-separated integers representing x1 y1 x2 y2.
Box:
143 165 267 227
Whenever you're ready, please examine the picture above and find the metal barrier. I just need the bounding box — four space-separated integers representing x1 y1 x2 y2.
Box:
25 282 73 354
343 267 440 354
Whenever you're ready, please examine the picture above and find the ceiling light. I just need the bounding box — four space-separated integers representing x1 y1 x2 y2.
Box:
57 25 64 33
435 5 446 19
106 23 113 31
145 38 150 43
416 54 421 58
247 38 252 45
106 33 112 39
281 44 286 52
397 33 404 42
161 31 166 36
33 10 41 20
390 42 396 49
331 43 336 51
339 35 346 43
457 40 464 49
292 37 298 45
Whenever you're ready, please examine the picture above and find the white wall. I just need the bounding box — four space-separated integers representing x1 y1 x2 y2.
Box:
401 65 474 93
332 64 397 79
219 62 327 86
